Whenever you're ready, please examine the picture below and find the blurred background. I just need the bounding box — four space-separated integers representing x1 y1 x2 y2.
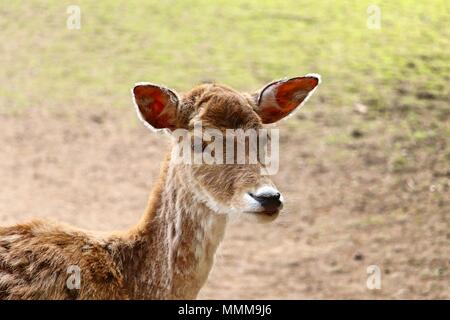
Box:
0 1 448 299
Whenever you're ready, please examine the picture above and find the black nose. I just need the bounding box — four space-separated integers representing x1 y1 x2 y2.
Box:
249 191 282 212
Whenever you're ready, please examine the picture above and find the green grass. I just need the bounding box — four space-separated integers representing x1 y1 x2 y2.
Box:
0 0 448 111
1 1 449 172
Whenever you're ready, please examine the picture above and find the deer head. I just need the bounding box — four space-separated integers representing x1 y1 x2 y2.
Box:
132 75 320 222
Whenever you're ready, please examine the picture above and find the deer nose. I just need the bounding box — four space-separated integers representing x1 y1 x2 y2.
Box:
248 189 283 212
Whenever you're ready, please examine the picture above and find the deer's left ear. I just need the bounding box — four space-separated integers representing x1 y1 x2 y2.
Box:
132 83 180 131
255 74 321 124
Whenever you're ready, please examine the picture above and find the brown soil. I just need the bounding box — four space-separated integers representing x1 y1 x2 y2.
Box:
0 106 448 299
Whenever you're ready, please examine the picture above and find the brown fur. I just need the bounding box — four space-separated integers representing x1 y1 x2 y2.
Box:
0 79 318 299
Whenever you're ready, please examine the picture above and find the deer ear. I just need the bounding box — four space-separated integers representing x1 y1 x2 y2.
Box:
255 74 321 124
132 83 180 131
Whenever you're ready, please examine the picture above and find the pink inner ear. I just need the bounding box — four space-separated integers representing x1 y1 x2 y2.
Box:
134 86 177 130
260 77 319 123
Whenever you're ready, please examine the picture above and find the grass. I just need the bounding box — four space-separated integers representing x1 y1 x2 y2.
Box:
0 1 448 109
0 0 449 173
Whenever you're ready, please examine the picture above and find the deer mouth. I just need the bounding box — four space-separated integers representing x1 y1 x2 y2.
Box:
260 209 280 216
244 207 282 216
243 208 281 223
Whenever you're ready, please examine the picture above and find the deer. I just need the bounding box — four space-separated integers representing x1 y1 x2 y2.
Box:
0 74 320 299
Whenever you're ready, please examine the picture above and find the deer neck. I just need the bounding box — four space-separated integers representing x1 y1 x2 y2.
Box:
118 153 228 299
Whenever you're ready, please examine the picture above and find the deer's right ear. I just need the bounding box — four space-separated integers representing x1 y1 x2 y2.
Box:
132 83 180 131
255 75 320 124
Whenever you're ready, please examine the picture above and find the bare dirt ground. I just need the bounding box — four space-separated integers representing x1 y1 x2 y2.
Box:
0 106 448 299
